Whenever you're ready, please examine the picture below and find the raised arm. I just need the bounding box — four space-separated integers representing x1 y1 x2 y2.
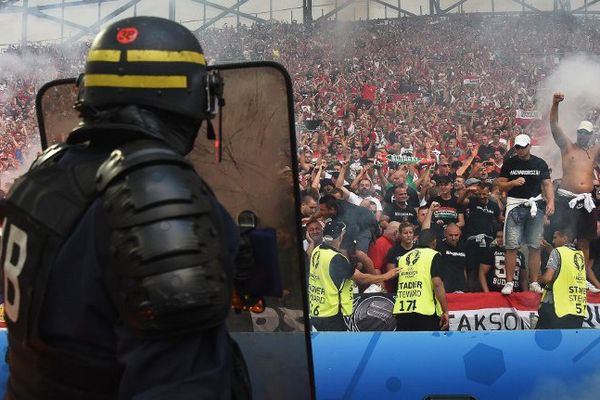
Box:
458 185 477 206
422 201 440 230
311 159 326 192
550 92 570 150
456 146 478 177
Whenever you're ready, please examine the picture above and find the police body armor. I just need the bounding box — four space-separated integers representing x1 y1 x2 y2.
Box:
30 16 310 396
1 134 234 399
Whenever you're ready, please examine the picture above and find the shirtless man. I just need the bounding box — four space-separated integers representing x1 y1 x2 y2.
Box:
550 92 600 290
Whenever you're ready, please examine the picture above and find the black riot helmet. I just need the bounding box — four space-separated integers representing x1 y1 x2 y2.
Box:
76 16 221 122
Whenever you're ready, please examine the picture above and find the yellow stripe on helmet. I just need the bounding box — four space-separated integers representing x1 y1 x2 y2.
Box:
87 50 121 62
127 50 206 65
85 74 188 89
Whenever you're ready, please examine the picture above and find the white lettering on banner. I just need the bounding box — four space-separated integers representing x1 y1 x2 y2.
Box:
516 110 541 120
449 308 535 331
343 293 600 331
509 170 541 176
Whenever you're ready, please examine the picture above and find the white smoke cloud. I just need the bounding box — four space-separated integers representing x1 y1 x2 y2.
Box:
534 53 600 177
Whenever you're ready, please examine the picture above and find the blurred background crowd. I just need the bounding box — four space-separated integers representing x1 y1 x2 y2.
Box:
3 13 600 293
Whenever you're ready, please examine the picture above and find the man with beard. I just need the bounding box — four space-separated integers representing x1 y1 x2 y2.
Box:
550 92 600 290
424 203 468 293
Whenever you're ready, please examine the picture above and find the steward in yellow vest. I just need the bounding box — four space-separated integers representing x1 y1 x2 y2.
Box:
309 221 399 331
537 228 587 329
393 229 449 331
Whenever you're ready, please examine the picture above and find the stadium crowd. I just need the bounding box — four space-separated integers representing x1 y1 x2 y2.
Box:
3 13 600 299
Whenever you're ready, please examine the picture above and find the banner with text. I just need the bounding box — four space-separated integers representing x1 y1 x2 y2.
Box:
515 109 541 126
345 292 600 331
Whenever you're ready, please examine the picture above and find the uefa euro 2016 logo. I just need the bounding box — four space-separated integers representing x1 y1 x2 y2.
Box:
405 250 421 266
574 253 585 271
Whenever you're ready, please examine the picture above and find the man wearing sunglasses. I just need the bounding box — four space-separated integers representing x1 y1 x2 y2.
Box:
549 92 600 292
495 134 554 295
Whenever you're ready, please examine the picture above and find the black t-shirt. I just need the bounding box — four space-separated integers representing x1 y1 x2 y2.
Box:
427 196 464 226
463 198 501 237
481 246 526 292
385 244 414 266
384 185 420 209
383 243 414 293
427 196 464 239
499 154 550 199
323 247 355 288
436 240 468 293
383 202 418 225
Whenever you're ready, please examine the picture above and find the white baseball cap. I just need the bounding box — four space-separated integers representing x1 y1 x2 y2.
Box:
577 120 594 133
514 134 531 147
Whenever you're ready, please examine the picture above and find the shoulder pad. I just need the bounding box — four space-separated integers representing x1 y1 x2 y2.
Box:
96 140 191 192
28 143 69 171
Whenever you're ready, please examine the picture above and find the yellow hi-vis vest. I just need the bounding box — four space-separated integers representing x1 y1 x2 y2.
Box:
393 247 442 316
548 246 588 318
308 245 354 318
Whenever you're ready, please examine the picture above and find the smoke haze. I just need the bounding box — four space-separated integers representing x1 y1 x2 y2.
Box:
535 53 600 177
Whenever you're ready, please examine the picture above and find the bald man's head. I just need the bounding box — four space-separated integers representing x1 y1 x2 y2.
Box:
384 221 400 239
444 223 461 246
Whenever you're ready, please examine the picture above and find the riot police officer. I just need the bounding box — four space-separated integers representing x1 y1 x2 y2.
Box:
1 17 249 399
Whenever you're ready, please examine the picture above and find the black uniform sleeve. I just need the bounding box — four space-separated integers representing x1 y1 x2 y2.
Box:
430 253 442 278
329 254 355 289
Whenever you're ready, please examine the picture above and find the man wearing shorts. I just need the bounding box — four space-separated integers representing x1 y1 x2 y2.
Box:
550 92 600 290
495 134 554 294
